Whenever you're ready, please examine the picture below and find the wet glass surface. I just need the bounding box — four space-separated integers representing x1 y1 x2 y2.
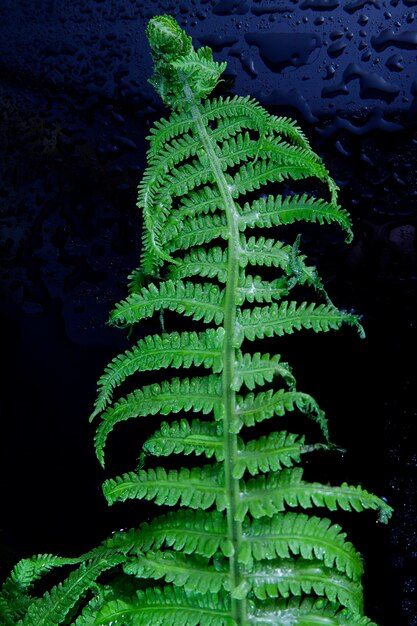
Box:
0 1 416 623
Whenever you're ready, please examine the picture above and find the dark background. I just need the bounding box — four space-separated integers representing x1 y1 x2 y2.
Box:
0 0 416 624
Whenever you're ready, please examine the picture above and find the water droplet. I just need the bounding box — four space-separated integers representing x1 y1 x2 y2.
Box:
328 40 347 58
198 33 239 51
213 0 250 16
344 0 381 15
371 28 417 51
244 31 322 73
300 0 340 8
386 53 404 71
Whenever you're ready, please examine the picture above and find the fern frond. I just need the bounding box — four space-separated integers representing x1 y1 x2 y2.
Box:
232 431 310 479
8 554 79 592
0 554 88 626
236 388 326 434
163 186 224 236
237 275 288 305
229 159 323 199
239 236 293 269
143 418 223 460
243 513 363 580
83 17 391 626
165 158 216 198
96 585 233 626
199 96 313 153
248 558 363 613
146 94 265 157
3 16 391 626
238 193 353 243
0 596 20 626
103 464 226 510
113 509 231 558
233 351 295 391
248 597 378 625
105 516 230 564
235 301 363 345
72 594 106 626
138 150 191 214
163 212 229 255
168 246 228 282
91 328 224 419
257 137 339 200
239 468 393 522
94 375 222 466
265 114 313 150
123 550 228 593
18 553 124 626
109 279 225 327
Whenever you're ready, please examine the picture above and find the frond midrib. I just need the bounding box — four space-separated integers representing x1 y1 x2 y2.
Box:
186 86 247 623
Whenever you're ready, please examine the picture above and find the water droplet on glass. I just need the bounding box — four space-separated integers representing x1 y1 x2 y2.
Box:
386 53 404 71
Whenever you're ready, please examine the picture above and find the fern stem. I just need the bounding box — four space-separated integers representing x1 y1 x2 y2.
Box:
185 84 246 624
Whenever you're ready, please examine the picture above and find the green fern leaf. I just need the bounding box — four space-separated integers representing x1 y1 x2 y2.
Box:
163 213 229 255
0 597 20 626
236 388 327 436
72 594 106 626
103 464 226 510
8 554 79 592
142 510 231 558
0 554 89 626
91 328 224 419
109 279 225 327
248 597 378 626
18 554 124 626
239 468 393 522
237 275 288 305
166 158 216 198
239 193 353 243
216 132 261 169
257 137 339 199
248 558 363 613
123 550 228 593
113 509 232 558
235 301 363 345
200 95 270 141
3 15 392 626
143 418 223 460
163 186 224 236
232 431 310 479
96 586 234 626
233 351 295 391
243 513 363 581
94 375 222 466
239 236 295 269
168 246 229 282
199 96 313 154
229 158 323 198
265 115 315 152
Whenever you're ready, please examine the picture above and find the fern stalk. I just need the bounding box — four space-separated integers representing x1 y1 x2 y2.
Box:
192 93 248 621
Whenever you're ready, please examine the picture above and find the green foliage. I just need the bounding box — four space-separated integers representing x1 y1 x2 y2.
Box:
1 13 393 626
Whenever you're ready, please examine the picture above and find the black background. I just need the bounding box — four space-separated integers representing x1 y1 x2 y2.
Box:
1 1 416 624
